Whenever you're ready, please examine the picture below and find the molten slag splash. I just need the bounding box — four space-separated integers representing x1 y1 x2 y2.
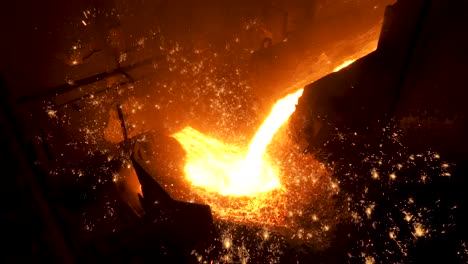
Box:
172 127 279 196
173 89 304 197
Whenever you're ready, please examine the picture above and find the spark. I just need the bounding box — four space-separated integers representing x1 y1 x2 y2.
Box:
413 223 427 238
365 205 375 218
403 211 413 222
421 174 427 183
223 237 232 249
364 255 375 264
47 109 57 118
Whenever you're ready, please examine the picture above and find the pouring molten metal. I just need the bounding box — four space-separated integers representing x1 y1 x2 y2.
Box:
173 89 304 197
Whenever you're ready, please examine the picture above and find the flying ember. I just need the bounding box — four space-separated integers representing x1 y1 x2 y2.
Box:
172 88 304 197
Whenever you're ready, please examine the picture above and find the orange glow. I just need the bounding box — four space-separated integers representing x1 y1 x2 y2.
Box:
166 39 379 234
246 89 304 162
333 59 357 72
172 89 304 197
172 127 278 196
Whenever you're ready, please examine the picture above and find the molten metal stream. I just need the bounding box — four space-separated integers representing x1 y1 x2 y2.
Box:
173 89 304 197
172 56 360 197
